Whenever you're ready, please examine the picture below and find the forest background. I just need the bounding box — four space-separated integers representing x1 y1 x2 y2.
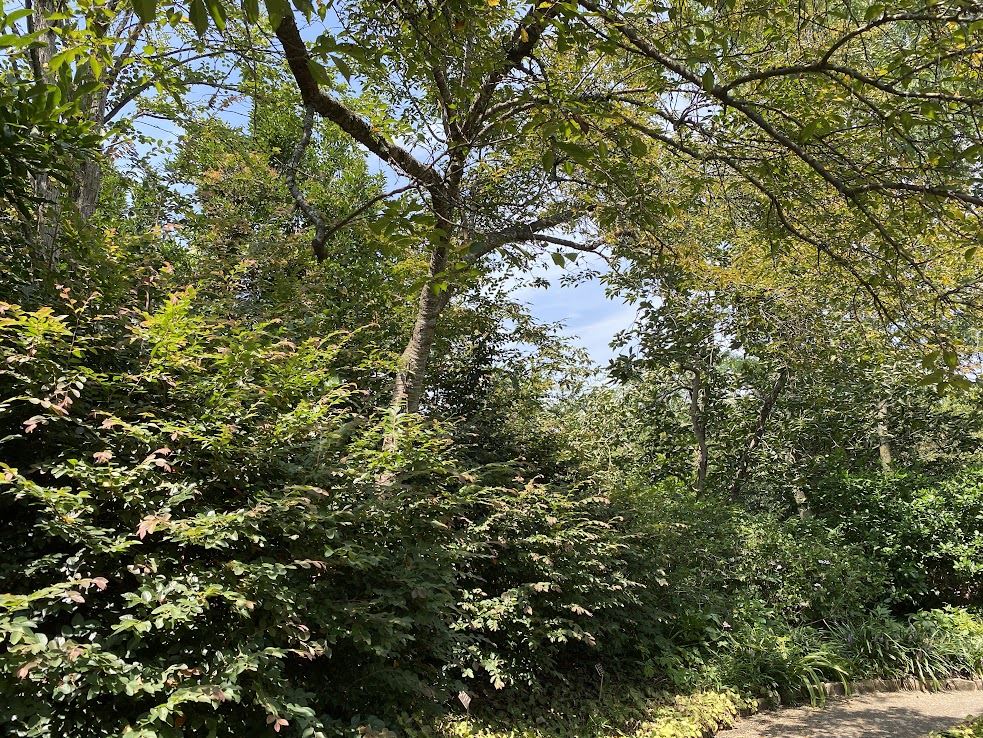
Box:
1 0 982 736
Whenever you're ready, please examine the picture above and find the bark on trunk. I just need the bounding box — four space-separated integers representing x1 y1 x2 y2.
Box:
27 0 55 83
389 189 457 415
391 249 448 414
793 485 811 519
76 90 108 219
386 111 465 411
729 366 789 499
689 368 709 494
27 0 62 261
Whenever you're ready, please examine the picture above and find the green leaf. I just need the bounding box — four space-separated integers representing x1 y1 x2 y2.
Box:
189 0 209 34
541 147 555 172
551 252 566 267
264 0 289 29
130 0 157 24
3 8 33 24
0 33 28 47
330 54 352 81
241 0 259 23
701 67 715 91
556 140 590 164
307 60 332 86
47 47 81 72
863 3 885 20
205 0 227 31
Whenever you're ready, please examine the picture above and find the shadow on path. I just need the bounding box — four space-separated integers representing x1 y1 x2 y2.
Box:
722 690 983 738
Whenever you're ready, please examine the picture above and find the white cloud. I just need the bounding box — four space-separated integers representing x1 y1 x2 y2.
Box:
569 304 638 366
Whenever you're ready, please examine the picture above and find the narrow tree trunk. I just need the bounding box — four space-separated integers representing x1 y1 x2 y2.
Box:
27 0 62 262
877 398 893 473
28 0 111 230
689 368 709 494
729 366 788 499
388 179 462 416
76 159 102 220
793 485 811 519
391 247 449 414
76 89 108 219
27 0 55 82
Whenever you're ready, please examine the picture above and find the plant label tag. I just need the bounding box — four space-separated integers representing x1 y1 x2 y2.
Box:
457 691 471 710
594 663 605 677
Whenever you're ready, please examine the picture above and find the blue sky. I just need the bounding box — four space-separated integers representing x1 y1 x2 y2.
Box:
509 259 638 369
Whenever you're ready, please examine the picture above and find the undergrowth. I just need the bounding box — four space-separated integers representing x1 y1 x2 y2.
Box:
932 716 983 738
426 690 755 738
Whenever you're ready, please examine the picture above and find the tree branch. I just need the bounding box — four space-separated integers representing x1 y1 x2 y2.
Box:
461 1 561 140
274 12 444 190
465 209 582 261
284 106 329 262
729 366 788 499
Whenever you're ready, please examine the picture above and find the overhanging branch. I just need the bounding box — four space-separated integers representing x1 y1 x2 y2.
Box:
275 12 444 191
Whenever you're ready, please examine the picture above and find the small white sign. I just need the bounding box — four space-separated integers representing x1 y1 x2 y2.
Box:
457 691 471 710
594 663 605 677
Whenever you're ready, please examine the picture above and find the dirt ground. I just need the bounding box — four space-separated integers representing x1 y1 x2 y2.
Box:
720 689 983 738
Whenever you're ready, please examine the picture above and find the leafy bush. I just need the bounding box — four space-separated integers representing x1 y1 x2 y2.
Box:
831 607 983 683
811 471 983 608
711 625 848 706
431 689 754 738
0 292 640 737
616 483 885 677
1 284 980 737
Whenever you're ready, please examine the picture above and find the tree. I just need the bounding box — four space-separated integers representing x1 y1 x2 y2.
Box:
114 0 981 414
2 0 245 262
271 2 610 411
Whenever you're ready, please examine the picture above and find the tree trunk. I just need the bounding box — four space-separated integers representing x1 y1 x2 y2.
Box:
793 485 811 519
27 0 55 82
386 130 466 413
27 0 62 262
877 397 893 473
729 366 788 499
391 248 449 414
76 159 103 220
689 368 709 494
27 0 112 230
390 189 457 414
76 89 108 219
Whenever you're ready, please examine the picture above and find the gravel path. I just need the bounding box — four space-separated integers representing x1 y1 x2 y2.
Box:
720 690 983 738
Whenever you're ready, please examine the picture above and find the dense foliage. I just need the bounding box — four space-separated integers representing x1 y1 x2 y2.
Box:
1 0 982 736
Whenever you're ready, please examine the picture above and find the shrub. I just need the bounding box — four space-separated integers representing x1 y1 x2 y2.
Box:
830 607 983 683
431 689 754 738
811 471 983 609
617 484 885 678
0 293 641 737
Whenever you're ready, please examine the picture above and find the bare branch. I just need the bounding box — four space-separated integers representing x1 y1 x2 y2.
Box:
275 12 444 191
466 209 583 261
321 183 418 242
284 106 329 262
